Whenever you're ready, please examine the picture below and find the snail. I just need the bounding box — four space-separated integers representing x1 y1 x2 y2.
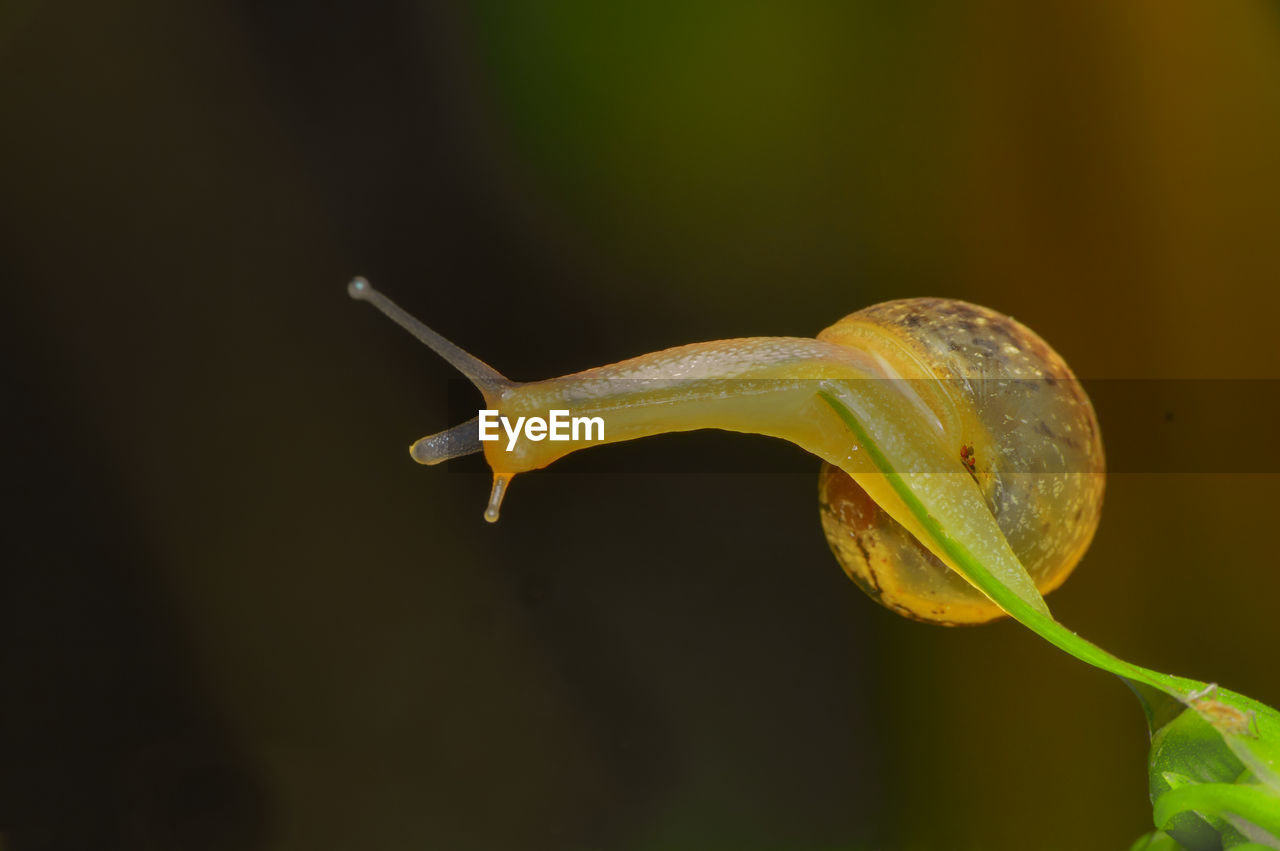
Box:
349 278 1104 626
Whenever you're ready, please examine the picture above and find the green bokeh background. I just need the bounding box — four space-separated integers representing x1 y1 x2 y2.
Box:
4 2 1280 849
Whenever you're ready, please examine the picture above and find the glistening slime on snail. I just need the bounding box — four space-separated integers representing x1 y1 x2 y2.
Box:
349 276 1104 626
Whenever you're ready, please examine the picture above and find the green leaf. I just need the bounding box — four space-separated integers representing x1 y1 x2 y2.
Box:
1154 783 1280 841
817 389 1280 850
1149 707 1250 849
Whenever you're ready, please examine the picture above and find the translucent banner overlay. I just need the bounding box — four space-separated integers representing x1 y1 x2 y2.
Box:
430 378 1280 474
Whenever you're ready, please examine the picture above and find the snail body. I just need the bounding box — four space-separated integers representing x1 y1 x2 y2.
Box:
349 279 1104 625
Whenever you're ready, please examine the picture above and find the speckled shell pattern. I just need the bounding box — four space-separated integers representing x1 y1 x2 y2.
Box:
816 298 1105 625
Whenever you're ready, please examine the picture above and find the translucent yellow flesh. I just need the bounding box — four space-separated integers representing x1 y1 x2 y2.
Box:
484 338 1047 616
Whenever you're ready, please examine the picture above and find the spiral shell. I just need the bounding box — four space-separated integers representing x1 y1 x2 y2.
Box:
816 299 1104 625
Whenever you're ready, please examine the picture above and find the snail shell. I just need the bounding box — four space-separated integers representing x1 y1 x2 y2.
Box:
817 298 1105 625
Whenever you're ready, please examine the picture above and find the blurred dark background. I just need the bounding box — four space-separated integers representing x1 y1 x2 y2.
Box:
3 2 1280 849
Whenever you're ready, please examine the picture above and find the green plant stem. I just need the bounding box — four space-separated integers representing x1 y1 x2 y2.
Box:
1153 784 1280 835
818 389 1202 700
